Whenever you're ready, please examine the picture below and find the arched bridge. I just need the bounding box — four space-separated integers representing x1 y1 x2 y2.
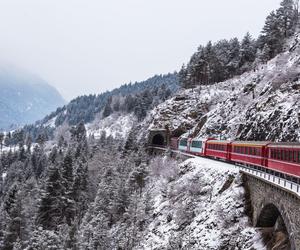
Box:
243 171 300 250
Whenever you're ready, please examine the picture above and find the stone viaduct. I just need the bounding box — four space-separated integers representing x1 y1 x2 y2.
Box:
244 174 300 250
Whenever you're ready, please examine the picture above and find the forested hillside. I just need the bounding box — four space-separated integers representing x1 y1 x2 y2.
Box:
179 0 299 88
0 73 178 148
41 73 178 127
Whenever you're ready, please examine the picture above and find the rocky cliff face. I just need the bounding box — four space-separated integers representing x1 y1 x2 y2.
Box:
146 34 300 142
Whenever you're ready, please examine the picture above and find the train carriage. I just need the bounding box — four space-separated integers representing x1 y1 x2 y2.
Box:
231 141 269 167
267 143 300 177
169 135 300 180
178 137 189 152
189 138 207 156
205 140 232 160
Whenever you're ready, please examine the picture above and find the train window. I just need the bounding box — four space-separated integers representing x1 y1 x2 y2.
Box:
298 152 300 163
270 149 274 159
180 139 188 147
293 151 298 162
285 151 289 161
278 150 281 160
284 151 288 161
192 141 202 148
289 151 293 162
279 150 282 160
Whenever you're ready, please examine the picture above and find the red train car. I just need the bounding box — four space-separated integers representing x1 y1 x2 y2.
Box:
205 140 232 160
267 143 300 177
231 141 269 167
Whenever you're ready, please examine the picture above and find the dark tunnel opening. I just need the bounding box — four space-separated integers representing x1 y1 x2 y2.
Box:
257 204 291 250
152 134 165 146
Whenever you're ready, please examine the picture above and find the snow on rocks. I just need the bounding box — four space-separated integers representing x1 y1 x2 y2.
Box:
137 157 265 250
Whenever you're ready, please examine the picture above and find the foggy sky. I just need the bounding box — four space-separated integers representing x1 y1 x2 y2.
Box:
0 0 281 100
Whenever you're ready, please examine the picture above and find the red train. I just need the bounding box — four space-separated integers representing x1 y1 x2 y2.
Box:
170 137 300 179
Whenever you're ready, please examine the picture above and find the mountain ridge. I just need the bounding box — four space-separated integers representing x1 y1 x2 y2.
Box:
0 66 65 130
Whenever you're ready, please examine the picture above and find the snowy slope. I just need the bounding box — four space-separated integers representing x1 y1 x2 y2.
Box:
86 113 137 140
146 34 300 141
136 157 265 250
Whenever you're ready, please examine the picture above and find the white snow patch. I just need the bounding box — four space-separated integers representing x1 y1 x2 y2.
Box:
43 115 57 128
86 113 136 140
2 172 7 180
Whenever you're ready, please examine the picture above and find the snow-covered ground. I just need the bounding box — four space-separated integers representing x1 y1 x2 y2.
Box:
137 157 265 250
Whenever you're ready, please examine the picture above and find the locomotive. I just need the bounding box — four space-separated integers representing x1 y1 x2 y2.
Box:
170 136 300 179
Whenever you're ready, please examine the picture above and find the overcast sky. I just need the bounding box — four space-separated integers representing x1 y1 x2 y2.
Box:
0 0 281 100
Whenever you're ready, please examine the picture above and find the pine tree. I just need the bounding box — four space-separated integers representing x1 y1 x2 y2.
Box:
37 165 64 230
261 11 284 58
277 0 298 37
259 43 272 63
61 151 75 225
2 184 22 250
227 38 240 77
239 32 256 72
102 97 113 118
0 132 4 152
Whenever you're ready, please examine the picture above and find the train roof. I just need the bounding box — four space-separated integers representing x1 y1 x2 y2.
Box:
231 141 270 147
268 142 300 149
207 140 231 144
190 137 207 141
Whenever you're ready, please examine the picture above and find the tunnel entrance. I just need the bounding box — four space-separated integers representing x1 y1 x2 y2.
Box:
152 134 165 146
257 204 291 250
257 204 281 228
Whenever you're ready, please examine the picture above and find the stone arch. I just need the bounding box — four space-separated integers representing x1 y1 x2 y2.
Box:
256 203 281 228
151 133 165 146
256 203 294 250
